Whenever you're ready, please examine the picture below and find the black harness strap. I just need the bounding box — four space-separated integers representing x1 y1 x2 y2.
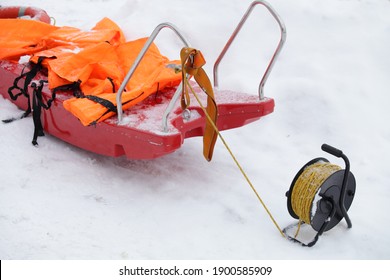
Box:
31 81 46 145
86 91 146 126
52 80 83 98
82 95 116 126
7 57 45 101
107 77 116 93
83 95 117 113
2 57 79 145
29 80 86 145
3 57 45 124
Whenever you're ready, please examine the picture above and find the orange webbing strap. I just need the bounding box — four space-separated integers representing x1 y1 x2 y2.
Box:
180 47 218 161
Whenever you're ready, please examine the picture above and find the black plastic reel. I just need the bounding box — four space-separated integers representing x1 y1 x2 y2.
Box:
284 144 356 247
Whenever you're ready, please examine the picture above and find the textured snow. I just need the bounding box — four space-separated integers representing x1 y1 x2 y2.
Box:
0 0 390 260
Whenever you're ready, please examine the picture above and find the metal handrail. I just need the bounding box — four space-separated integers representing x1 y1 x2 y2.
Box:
161 82 183 133
213 0 287 100
116 22 190 123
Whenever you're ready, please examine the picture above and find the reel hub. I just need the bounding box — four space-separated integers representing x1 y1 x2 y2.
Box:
284 144 356 247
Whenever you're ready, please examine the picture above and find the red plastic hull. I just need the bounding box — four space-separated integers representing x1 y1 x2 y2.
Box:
0 60 274 159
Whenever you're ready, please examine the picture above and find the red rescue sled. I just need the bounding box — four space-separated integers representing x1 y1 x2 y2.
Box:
0 1 286 160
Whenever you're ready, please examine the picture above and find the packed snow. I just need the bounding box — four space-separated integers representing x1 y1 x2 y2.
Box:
0 0 389 259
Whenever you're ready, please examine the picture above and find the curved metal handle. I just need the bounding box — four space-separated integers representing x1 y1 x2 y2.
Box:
321 143 353 229
116 22 190 123
213 0 287 100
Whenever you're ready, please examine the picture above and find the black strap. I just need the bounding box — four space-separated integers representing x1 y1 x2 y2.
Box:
31 81 46 145
7 57 45 100
52 80 83 98
84 95 117 113
3 57 45 124
89 90 149 125
107 77 116 93
82 95 117 126
30 80 84 145
2 110 31 124
3 57 58 145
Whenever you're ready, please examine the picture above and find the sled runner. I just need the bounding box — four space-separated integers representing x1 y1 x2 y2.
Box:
0 1 286 160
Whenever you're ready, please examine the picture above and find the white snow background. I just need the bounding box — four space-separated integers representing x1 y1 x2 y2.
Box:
0 0 389 259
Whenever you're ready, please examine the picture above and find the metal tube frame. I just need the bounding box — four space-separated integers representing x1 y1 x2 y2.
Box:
117 1 286 130
116 22 190 123
213 0 287 100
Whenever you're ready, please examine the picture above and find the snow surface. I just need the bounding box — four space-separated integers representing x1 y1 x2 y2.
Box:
1 0 389 260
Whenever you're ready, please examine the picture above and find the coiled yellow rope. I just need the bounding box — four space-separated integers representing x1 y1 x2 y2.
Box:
291 162 341 236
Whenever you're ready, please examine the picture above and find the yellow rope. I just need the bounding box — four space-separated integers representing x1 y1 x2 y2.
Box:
184 79 285 238
291 162 341 237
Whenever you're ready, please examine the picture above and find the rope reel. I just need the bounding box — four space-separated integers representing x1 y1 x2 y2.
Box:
178 50 357 247
284 144 356 247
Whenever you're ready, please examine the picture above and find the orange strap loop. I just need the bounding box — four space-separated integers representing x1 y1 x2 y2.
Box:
180 47 218 161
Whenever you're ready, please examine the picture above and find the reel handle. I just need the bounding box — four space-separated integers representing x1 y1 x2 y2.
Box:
321 144 343 158
321 143 352 229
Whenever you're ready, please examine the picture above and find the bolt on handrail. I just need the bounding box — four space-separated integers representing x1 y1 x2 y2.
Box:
213 0 287 100
116 22 190 123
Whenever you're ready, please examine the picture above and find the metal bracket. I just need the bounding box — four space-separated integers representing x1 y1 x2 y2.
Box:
116 22 190 123
213 0 287 100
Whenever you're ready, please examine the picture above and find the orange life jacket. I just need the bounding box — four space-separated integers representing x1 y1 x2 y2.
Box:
0 17 181 125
